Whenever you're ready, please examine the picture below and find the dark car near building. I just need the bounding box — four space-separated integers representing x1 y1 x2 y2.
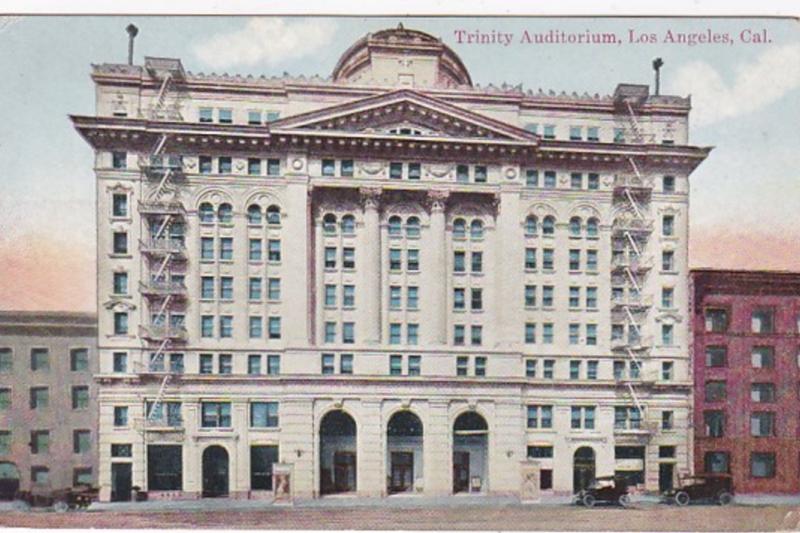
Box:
662 474 734 506
574 475 631 507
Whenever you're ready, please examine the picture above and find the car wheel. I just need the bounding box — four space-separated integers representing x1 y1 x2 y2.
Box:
618 494 631 508
675 491 690 506
53 501 69 513
11 500 30 512
582 494 596 507
717 492 733 506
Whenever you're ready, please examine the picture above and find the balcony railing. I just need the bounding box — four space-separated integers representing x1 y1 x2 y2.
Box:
611 335 653 351
139 237 186 256
612 293 654 308
138 155 184 176
612 218 654 233
138 200 186 216
139 280 187 298
613 174 654 190
139 324 188 342
611 254 654 271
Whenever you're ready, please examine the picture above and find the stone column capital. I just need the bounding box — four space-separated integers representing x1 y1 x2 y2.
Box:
427 189 450 213
359 187 382 211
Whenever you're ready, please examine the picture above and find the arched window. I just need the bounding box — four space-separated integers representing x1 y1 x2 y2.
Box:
470 219 484 239
525 215 538 236
322 213 337 235
341 214 356 235
247 204 262 225
587 217 599 237
199 202 214 223
453 218 466 238
267 205 281 226
569 216 582 237
388 216 402 236
406 216 421 238
218 203 233 224
542 215 555 236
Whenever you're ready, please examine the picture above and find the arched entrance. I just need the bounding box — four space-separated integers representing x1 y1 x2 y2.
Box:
202 446 229 497
387 411 423 494
0 462 20 501
320 410 357 495
573 447 596 493
452 411 488 494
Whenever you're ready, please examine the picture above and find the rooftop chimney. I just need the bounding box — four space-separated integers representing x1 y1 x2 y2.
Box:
126 24 138 66
652 57 664 96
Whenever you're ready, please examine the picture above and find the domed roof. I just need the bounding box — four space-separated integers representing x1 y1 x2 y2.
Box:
332 24 472 88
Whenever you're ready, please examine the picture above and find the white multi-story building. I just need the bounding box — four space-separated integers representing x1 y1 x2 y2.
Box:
72 26 710 502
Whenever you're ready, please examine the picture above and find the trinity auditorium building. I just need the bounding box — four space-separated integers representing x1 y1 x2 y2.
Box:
71 26 709 501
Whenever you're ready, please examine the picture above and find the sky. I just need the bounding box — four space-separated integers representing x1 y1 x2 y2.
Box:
0 16 798 312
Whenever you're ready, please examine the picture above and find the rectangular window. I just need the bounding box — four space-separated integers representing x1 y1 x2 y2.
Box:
249 316 263 338
569 324 580 345
324 284 337 307
752 309 775 334
569 286 580 308
704 410 725 437
525 169 538 187
267 239 281 262
342 322 354 344
474 356 487 376
407 249 419 271
321 159 335 176
408 163 422 180
267 278 281 300
661 287 674 308
750 412 775 437
247 158 262 175
662 361 674 381
586 127 599 142
524 285 536 307
219 237 233 260
751 383 776 403
248 354 262 375
525 359 537 378
662 215 675 236
341 353 354 375
389 286 402 309
114 406 128 427
267 159 281 176
662 324 674 346
569 126 582 141
199 107 213 123
705 380 726 402
70 348 89 372
113 312 128 335
199 353 213 374
543 359 554 379
268 317 281 339
199 155 213 174
248 110 262 125
587 360 598 380
112 193 128 217
112 151 127 169
453 250 466 273
543 248 554 270
662 411 674 430
662 250 675 271
406 286 418 309
408 355 421 376
251 402 279 428
471 325 482 346
201 315 214 338
544 170 556 188
248 277 262 301
219 316 233 338
324 322 336 343
525 323 536 344
113 231 128 254
220 277 233 300
389 323 402 345
267 355 280 375
456 165 469 183
321 353 335 375
71 386 89 409
218 156 232 174
569 360 580 379
112 352 127 373
389 162 403 179
543 323 554 344
751 452 776 478
474 165 487 183
542 285 554 307
525 248 537 270
570 172 583 189
29 387 48 409
201 402 232 428
248 238 262 262
705 346 727 367
569 249 580 271
389 248 402 271
343 285 355 308
663 175 675 193
752 346 775 368
586 249 598 271
325 247 337 269
587 173 600 190
528 446 554 460
73 430 91 454
390 354 403 376
586 324 597 346
341 159 354 177
0 388 9 410
218 354 233 374
454 325 465 346
200 237 214 260
342 247 355 269
471 288 483 311
0 348 10 373
31 431 49 454
407 324 419 345
543 124 556 140
456 356 468 376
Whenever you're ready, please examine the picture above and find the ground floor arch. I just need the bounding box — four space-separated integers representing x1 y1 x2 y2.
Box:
386 410 424 494
452 411 488 494
202 445 230 497
320 409 357 495
573 446 596 493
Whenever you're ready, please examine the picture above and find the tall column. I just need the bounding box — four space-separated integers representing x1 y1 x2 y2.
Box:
360 187 382 345
424 190 449 345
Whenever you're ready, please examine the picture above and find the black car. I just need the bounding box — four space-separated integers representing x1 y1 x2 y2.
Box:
662 474 734 506
574 475 631 507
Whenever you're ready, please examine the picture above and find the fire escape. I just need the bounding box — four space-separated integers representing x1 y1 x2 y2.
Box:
135 58 187 435
611 85 658 438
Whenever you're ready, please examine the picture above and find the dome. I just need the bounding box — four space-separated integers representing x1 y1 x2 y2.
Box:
332 24 472 89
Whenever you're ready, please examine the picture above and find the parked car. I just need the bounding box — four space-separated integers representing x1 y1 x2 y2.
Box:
15 484 99 512
574 475 631 507
662 474 734 506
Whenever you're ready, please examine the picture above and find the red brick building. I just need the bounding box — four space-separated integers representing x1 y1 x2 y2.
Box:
691 269 800 494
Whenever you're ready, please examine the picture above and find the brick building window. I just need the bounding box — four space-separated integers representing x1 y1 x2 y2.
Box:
705 380 726 402
751 309 774 334
751 452 776 478
704 451 730 473
705 308 728 333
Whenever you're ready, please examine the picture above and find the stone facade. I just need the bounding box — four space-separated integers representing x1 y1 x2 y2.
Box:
71 26 710 501
0 312 98 496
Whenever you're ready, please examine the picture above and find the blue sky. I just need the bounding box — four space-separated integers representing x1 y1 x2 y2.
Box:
0 16 798 310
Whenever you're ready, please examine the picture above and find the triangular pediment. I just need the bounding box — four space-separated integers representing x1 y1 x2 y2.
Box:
269 89 537 142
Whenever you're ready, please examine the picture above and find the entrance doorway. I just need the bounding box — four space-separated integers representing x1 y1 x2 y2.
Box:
452 412 488 494
573 447 596 493
111 463 132 502
0 463 21 501
386 410 423 494
659 463 674 492
320 410 357 495
202 446 229 497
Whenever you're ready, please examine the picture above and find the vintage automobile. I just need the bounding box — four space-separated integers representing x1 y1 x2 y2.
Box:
15 484 99 512
662 474 734 506
574 475 631 507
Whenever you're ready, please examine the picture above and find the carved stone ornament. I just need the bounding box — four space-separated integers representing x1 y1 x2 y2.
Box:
234 160 245 171
426 163 453 178
359 187 382 210
185 158 197 170
291 158 304 171
504 167 518 180
358 161 384 176
427 189 450 212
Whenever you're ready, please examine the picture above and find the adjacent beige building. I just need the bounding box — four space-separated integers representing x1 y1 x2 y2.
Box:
0 312 97 496
72 26 710 501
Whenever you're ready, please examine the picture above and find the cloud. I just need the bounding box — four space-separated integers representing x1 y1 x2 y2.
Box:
193 18 337 70
668 44 800 127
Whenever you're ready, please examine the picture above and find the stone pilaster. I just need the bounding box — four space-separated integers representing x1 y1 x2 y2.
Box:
360 187 382 345
423 190 449 345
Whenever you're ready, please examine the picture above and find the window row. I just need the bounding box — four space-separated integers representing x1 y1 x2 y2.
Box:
198 203 282 225
704 451 776 479
524 323 598 346
524 359 673 382
523 285 599 309
114 401 280 429
198 156 281 176
200 237 282 262
200 276 282 301
524 215 600 238
8 385 91 410
524 248 599 272
704 345 791 369
322 213 357 235
0 347 90 373
702 410 781 438
200 315 282 339
705 307 800 335
199 107 281 125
